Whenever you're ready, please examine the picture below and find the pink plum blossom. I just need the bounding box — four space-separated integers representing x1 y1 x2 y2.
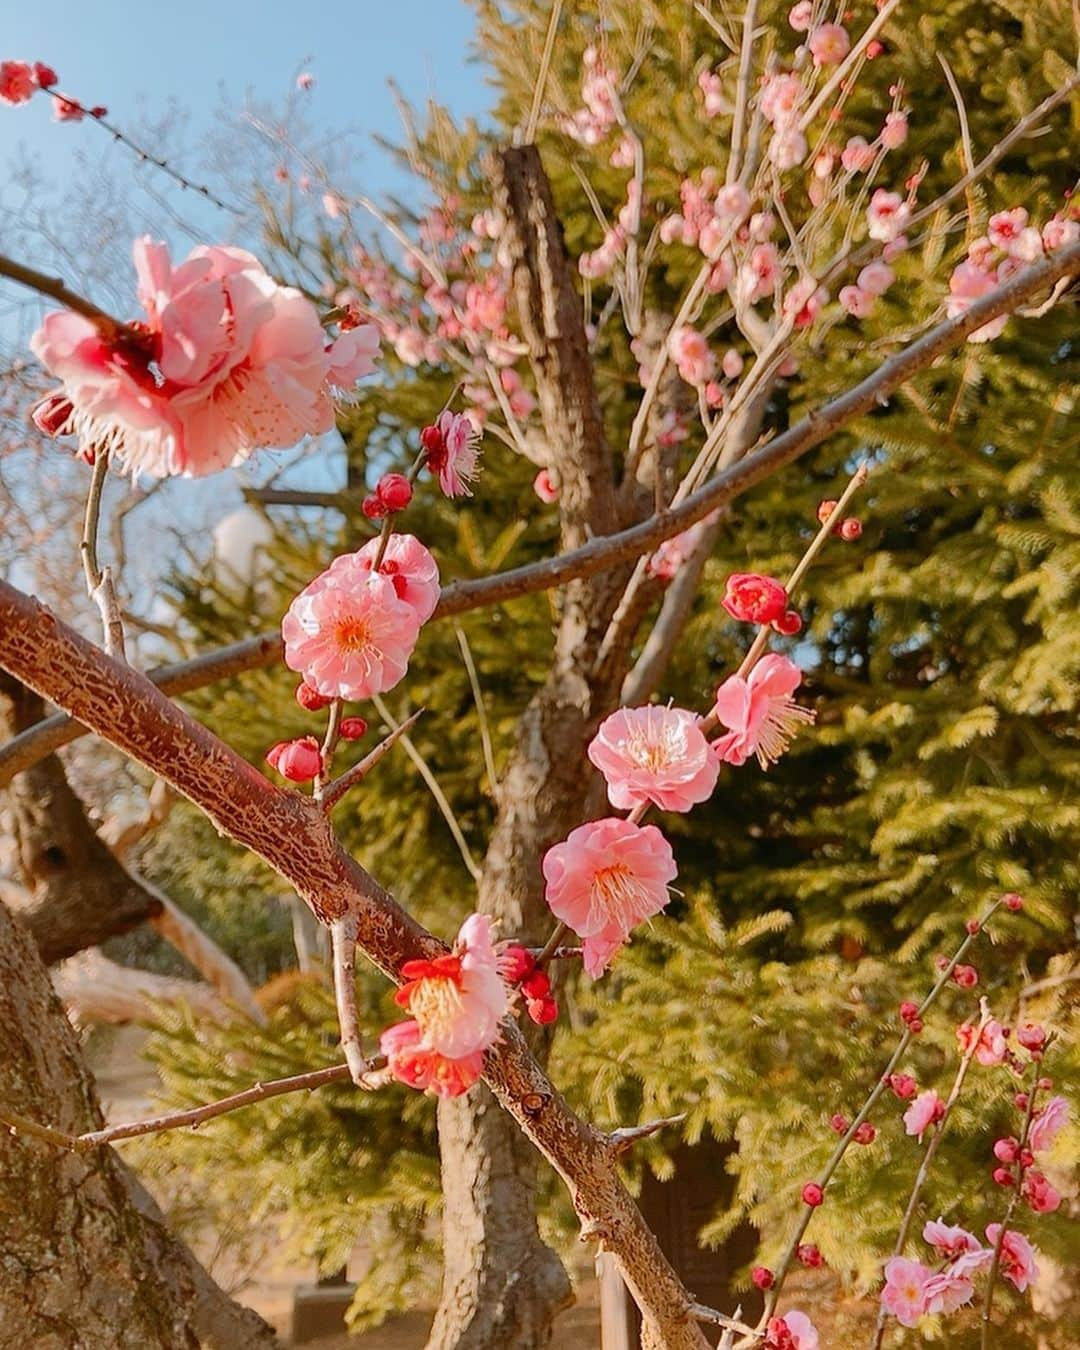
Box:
770 126 808 171
423 410 481 498
715 183 751 222
858 261 895 296
1028 1095 1068 1154
841 136 875 173
721 348 744 379
669 325 715 386
52 94 83 122
903 1089 944 1141
31 236 378 477
985 1226 1038 1292
783 1311 818 1350
946 261 1007 343
281 557 422 701
1022 1170 1061 1214
783 277 827 328
956 1017 1009 1066
353 533 441 626
788 1 813 31
533 468 560 503
840 285 874 318
922 1268 976 1316
380 1019 484 1098
712 654 815 770
588 706 719 813
808 23 851 66
1043 216 1080 250
393 914 509 1059
867 190 911 243
737 243 781 305
987 207 1028 252
923 1220 981 1258
881 111 909 150
542 818 677 977
880 1257 932 1327
698 70 728 119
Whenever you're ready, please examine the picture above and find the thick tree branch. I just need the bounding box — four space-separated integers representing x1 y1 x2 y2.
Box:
2 238 1076 787
0 581 709 1349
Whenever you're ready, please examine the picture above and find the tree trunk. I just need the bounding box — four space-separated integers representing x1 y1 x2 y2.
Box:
0 897 280 1349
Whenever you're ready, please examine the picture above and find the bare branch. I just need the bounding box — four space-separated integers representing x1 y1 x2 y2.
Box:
320 709 424 813
607 1113 687 1155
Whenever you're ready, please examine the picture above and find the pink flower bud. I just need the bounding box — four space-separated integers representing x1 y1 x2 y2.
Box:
991 1166 1014 1186
797 1243 823 1268
1014 1092 1029 1111
965 918 981 935
752 1266 775 1291
338 717 368 741
853 1121 877 1145
533 468 560 503
30 389 74 438
362 493 389 520
899 1001 919 1023
295 681 332 712
376 472 413 512
1016 1023 1046 1052
952 964 979 989
830 1112 849 1134
499 944 535 984
887 1073 918 1100
817 499 839 523
265 735 323 782
772 609 803 636
1023 1170 1061 1213
993 1137 1019 1164
802 1182 824 1207
839 518 863 541
908 1018 923 1035
1002 892 1023 911
1019 1148 1034 1169
1036 1076 1053 1092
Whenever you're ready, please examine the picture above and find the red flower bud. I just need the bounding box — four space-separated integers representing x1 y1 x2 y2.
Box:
965 918 981 935
499 944 535 984
935 955 950 970
1002 892 1023 912
908 1018 923 1034
376 472 413 512
295 681 332 712
839 518 863 541
899 1001 919 1024
993 1137 1019 1164
866 39 884 58
887 1073 918 1100
722 573 789 625
952 964 979 989
802 1182 824 1207
771 608 803 636
265 735 322 782
339 717 368 741
817 499 839 524
751 1266 775 1291
420 423 445 455
362 493 389 520
991 1166 1013 1187
853 1121 876 1145
1019 1148 1034 1169
30 389 74 438
34 62 59 88
89 105 108 118
526 995 558 1025
797 1244 823 1269
829 1112 849 1134
520 969 551 1000
1014 1093 1029 1111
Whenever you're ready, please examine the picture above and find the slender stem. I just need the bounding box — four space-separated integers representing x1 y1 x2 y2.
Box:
320 709 424 812
525 0 564 144
534 922 568 971
331 914 371 1085
798 0 904 132
85 104 237 214
80 447 126 658
758 899 1007 1330
455 626 499 797
728 0 760 185
869 1003 990 1350
0 1061 391 1153
313 699 343 801
980 1063 1040 1348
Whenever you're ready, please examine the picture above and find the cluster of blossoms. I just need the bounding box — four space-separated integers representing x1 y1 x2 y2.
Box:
947 206 1079 342
560 45 619 146
0 58 105 121
881 1220 1033 1326
31 238 379 477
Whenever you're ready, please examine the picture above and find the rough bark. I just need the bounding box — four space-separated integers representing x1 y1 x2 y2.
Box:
0 581 711 1350
0 671 162 961
0 895 280 1350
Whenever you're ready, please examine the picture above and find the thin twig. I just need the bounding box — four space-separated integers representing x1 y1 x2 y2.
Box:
371 695 482 881
320 710 424 812
0 252 129 339
525 0 564 144
0 1061 391 1153
80 448 127 659
608 1113 687 1155
798 0 904 132
312 699 343 802
728 1 760 184
455 626 499 797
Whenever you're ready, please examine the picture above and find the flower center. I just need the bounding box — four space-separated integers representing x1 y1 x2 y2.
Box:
408 964 465 1041
335 615 374 652
591 863 648 917
624 723 681 774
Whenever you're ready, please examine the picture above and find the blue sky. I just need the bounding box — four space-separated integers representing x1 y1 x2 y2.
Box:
3 1 490 209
